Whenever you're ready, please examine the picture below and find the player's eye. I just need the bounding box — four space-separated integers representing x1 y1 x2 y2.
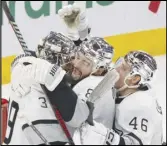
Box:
122 63 129 72
83 60 90 66
77 56 80 60
123 61 131 71
122 64 126 70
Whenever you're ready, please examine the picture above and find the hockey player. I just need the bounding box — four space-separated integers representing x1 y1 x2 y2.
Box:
70 39 116 129
3 33 91 145
58 3 116 129
73 51 164 145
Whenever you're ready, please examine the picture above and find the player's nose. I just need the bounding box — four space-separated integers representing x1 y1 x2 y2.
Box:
115 66 122 75
73 60 80 68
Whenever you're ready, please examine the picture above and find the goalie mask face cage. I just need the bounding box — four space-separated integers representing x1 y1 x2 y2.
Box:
36 31 76 65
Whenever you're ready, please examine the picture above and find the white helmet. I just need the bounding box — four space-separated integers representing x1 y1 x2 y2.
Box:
116 51 157 91
78 37 114 72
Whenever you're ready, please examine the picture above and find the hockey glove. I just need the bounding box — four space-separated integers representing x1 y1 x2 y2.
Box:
58 3 89 40
13 56 66 92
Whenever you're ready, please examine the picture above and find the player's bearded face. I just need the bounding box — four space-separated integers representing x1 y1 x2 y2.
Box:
114 57 132 89
71 52 94 81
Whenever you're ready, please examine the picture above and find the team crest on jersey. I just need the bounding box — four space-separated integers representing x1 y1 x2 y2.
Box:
156 100 162 115
112 87 117 100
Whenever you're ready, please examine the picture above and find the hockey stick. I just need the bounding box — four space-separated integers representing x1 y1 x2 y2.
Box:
2 2 50 145
2 1 75 145
88 69 120 103
23 116 51 145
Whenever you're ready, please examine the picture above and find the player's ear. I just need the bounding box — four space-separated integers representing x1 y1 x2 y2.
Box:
92 67 108 76
132 74 141 85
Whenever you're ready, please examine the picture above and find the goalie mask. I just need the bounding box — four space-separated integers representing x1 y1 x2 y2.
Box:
115 51 157 91
36 31 76 65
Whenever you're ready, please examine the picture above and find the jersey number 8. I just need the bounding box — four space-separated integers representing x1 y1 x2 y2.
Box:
85 88 93 98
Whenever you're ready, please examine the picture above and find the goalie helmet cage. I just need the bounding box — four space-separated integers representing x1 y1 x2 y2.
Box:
1 99 8 144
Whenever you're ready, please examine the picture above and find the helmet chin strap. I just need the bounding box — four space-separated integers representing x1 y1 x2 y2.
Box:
117 73 140 93
89 60 99 75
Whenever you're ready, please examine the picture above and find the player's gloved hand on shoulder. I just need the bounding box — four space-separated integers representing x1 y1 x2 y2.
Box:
11 62 32 97
73 121 120 145
58 3 89 41
18 56 66 91
73 121 108 145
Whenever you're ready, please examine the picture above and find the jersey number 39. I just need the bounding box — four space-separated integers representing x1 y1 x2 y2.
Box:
4 100 19 144
4 97 48 144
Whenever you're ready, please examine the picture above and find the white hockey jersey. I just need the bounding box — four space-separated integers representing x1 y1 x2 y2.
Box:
73 75 116 129
111 89 163 145
3 82 89 145
73 89 163 145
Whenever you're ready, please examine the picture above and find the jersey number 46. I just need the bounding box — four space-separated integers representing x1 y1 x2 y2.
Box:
129 117 148 132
